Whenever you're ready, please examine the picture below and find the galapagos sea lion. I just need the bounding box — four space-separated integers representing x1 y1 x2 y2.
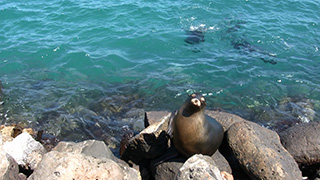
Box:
184 30 205 45
171 93 224 157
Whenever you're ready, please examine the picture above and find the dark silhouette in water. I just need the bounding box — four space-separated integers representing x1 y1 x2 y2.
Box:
184 30 205 45
231 39 277 65
227 22 277 65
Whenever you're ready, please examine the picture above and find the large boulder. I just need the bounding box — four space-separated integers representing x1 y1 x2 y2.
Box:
227 121 302 180
53 140 116 161
3 132 46 169
176 154 233 180
0 145 26 180
206 110 245 132
150 146 186 180
279 121 320 166
28 151 140 180
0 125 37 143
150 148 232 180
121 112 171 164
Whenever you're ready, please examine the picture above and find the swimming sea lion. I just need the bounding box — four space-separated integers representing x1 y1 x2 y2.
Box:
231 38 277 65
184 30 205 45
172 93 224 157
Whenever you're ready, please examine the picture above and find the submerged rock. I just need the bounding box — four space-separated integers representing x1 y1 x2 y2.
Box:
227 121 302 180
0 81 4 106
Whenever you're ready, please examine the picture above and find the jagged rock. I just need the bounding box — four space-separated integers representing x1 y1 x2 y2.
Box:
0 145 26 180
279 121 320 166
28 151 141 180
53 140 116 161
176 154 234 180
206 110 245 132
144 111 171 128
121 112 171 164
3 132 46 169
227 121 302 180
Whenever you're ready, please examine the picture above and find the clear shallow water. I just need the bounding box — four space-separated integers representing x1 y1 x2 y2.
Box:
1 0 320 150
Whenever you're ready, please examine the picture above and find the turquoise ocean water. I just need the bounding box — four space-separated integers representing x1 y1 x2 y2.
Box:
1 0 319 149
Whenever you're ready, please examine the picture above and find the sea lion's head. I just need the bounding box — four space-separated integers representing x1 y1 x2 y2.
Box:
184 93 206 113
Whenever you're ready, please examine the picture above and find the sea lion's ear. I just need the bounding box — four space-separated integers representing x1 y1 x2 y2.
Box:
190 93 197 98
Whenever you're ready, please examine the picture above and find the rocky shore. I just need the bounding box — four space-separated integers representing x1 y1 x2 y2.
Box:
1 110 319 180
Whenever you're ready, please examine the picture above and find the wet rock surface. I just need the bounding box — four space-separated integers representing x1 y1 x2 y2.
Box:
227 120 302 180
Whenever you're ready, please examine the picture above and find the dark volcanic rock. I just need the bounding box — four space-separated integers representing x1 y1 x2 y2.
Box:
227 121 302 180
152 157 185 180
279 121 320 179
279 121 320 166
206 110 245 132
121 113 171 165
211 150 232 174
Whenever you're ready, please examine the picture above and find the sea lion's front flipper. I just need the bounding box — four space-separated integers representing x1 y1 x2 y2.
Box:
167 110 177 138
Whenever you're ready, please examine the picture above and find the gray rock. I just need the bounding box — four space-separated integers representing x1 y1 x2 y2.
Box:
3 132 46 169
227 121 302 180
206 110 245 132
279 121 320 166
53 140 116 161
153 160 184 180
151 146 186 180
121 112 171 164
211 150 232 174
0 145 25 180
28 151 141 180
176 154 233 180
